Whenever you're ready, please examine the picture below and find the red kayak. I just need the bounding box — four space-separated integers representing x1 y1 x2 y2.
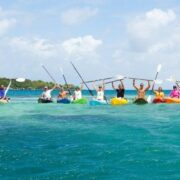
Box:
153 98 165 104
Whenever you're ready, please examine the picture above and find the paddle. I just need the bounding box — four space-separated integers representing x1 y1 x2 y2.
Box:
147 64 162 103
127 77 154 81
166 76 180 88
41 65 57 84
105 75 125 84
60 67 72 95
3 78 26 99
70 62 94 97
84 75 123 84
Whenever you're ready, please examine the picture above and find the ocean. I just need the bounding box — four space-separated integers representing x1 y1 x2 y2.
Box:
1 90 180 179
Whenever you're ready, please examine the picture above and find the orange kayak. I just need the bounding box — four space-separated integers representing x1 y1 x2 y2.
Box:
164 97 180 104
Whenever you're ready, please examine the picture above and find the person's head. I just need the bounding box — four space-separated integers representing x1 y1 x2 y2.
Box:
158 87 163 92
140 83 144 89
44 86 48 91
0 85 4 89
75 86 80 91
173 85 177 90
98 85 103 90
118 84 123 89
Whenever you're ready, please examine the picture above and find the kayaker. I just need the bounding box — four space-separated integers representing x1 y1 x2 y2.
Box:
0 85 5 99
57 87 68 99
153 87 165 99
112 80 125 98
40 85 56 100
73 84 83 100
133 80 151 99
93 82 105 101
170 86 180 98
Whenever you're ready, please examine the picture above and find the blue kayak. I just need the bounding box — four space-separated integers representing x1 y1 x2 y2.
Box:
57 98 71 104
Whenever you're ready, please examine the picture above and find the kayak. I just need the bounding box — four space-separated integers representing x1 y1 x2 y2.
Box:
0 99 9 104
153 98 165 104
72 98 88 104
111 98 128 105
57 98 71 104
89 99 107 105
134 98 148 105
38 98 53 103
164 97 180 104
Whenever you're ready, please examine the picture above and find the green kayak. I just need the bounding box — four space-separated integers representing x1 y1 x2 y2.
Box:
71 98 88 104
134 98 148 105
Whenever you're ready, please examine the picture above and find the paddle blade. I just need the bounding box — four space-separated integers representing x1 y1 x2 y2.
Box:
157 64 162 73
147 95 153 104
16 78 26 82
154 79 163 84
166 76 176 83
115 75 125 80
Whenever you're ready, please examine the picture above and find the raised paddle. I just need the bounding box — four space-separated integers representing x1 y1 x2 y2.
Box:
147 64 162 103
41 64 57 84
70 62 94 97
105 75 125 84
3 78 26 99
60 67 72 95
83 75 124 84
166 76 180 88
127 77 154 81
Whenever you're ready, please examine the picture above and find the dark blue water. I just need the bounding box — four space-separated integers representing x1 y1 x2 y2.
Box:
1 90 180 179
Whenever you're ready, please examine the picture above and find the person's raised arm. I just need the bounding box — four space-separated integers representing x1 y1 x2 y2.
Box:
112 82 116 90
120 80 124 89
145 80 151 91
80 83 83 90
102 80 105 91
93 82 98 91
50 84 57 91
133 79 138 90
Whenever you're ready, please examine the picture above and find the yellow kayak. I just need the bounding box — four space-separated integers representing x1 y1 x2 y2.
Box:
111 98 128 105
0 99 9 104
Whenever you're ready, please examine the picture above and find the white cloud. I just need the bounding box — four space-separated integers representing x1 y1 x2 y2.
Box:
0 18 16 36
0 6 16 36
9 37 60 58
128 9 176 39
62 35 102 60
61 7 98 25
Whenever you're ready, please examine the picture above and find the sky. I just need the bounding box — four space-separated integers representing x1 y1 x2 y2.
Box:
0 0 180 89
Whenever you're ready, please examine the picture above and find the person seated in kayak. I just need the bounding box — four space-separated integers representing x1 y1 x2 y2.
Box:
57 87 68 99
40 85 56 100
169 86 180 98
73 84 83 100
93 82 105 101
133 79 151 99
112 80 125 98
153 87 165 100
0 85 9 100
0 85 5 99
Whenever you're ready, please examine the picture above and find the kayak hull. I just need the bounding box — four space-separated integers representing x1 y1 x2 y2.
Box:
111 98 128 105
0 99 9 104
72 98 88 104
57 98 71 104
164 98 180 104
89 99 107 105
153 98 165 104
38 98 53 103
134 98 148 105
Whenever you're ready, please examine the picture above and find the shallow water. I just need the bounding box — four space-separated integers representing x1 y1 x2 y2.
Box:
1 90 180 179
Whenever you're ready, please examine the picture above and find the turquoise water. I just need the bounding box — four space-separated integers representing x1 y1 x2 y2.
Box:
1 90 180 179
